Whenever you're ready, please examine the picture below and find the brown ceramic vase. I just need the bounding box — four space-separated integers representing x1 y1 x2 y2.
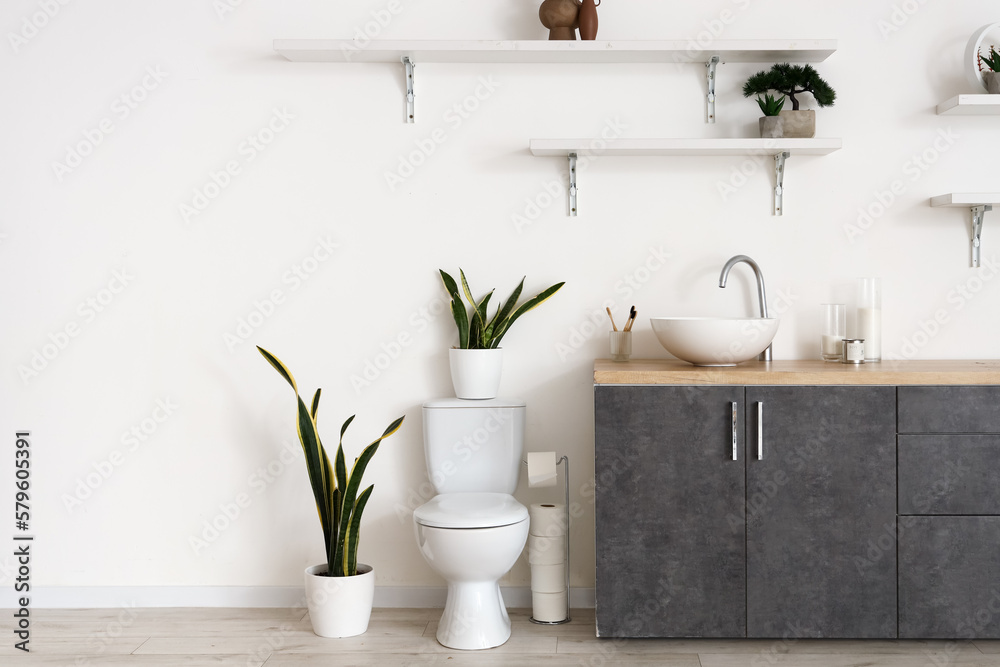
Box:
578 0 599 40
539 0 579 40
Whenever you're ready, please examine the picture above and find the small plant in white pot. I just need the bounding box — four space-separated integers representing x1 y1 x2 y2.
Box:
439 269 564 399
979 46 1000 93
258 346 404 638
743 63 836 138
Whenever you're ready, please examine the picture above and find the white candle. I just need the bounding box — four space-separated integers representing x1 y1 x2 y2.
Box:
821 334 843 359
857 307 881 361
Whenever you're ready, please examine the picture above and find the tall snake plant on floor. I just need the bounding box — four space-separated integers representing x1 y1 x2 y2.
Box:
258 346 404 577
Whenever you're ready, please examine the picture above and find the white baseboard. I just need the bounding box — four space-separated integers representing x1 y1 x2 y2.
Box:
3 586 595 609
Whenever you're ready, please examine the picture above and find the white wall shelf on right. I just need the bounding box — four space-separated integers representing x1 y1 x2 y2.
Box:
930 193 1000 268
936 95 1000 115
530 138 842 217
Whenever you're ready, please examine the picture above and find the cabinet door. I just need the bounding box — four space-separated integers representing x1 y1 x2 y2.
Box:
595 385 746 638
745 386 897 638
899 516 1000 638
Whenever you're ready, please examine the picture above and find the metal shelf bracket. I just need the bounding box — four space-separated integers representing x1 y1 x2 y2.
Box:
568 153 578 217
773 151 790 216
402 56 415 123
971 204 992 268
706 56 720 123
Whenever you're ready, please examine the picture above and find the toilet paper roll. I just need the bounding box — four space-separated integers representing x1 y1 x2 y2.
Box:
527 534 566 565
529 503 567 537
530 563 566 593
527 451 558 488
532 590 568 623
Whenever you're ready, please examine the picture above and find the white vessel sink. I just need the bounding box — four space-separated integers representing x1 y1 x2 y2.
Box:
650 317 779 366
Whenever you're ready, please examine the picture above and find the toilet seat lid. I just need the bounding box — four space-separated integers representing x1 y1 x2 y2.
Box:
414 493 528 529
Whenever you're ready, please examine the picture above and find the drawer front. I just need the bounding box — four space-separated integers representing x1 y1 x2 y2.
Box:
899 516 1000 638
898 386 1000 433
898 435 1000 514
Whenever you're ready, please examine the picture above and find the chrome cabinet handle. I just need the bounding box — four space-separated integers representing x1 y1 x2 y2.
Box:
731 402 738 461
757 401 764 460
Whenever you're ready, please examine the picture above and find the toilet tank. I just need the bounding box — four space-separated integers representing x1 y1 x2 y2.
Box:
422 398 526 495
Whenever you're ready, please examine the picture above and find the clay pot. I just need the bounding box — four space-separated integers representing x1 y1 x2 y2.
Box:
539 0 579 40
578 0 599 40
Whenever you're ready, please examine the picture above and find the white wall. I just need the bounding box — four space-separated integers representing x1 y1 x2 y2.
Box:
2 0 999 599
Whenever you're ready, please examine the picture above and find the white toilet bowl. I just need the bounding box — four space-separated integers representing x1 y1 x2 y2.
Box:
414 492 529 650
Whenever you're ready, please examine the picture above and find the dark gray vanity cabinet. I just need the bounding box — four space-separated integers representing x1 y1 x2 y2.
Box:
595 384 897 638
898 387 1000 639
744 386 897 638
594 385 746 638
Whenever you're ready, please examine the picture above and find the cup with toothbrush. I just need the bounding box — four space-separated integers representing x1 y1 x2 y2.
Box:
607 306 636 362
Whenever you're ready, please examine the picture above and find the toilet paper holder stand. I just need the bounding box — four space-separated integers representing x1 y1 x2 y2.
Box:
523 454 572 625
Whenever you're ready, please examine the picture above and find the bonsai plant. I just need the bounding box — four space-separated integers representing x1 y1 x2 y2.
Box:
743 63 836 138
257 346 404 638
439 269 564 398
979 46 1000 93
755 93 786 139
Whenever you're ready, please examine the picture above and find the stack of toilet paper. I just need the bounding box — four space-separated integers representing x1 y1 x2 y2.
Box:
528 503 568 622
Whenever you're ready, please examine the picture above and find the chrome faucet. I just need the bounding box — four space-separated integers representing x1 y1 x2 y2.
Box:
718 255 772 362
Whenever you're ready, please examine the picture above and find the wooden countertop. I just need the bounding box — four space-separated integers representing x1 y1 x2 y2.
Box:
594 359 1000 385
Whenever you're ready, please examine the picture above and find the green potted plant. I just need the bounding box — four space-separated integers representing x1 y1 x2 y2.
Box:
755 93 786 139
257 346 404 638
743 63 836 138
979 46 1000 94
439 269 564 399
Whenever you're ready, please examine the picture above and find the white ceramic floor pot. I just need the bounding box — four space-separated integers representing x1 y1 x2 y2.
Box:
304 563 375 638
449 348 503 399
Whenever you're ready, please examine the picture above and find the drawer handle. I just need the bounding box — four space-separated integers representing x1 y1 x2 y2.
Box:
757 401 764 460
731 401 738 461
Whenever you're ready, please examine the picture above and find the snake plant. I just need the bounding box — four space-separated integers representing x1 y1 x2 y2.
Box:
439 269 565 349
258 346 404 577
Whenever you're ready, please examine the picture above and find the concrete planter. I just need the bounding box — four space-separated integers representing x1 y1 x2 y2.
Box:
985 71 1000 94
778 110 816 138
758 116 784 138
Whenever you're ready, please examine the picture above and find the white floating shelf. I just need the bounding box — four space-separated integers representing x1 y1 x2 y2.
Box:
531 138 842 217
529 138 843 157
937 95 1000 115
930 193 1000 207
273 39 836 123
930 193 1000 268
273 39 837 64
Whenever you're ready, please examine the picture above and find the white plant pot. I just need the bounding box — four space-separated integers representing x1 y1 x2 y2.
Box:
304 563 375 638
449 348 503 399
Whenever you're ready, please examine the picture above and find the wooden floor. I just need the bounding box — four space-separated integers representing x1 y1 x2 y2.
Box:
8 607 1000 666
